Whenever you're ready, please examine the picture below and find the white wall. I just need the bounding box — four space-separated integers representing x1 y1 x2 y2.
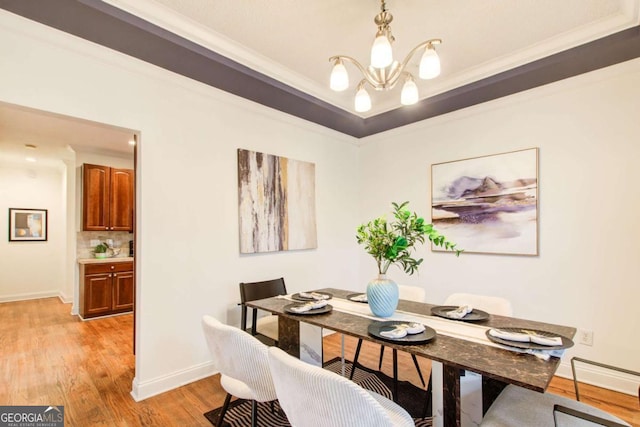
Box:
358 58 640 394
0 10 360 400
0 161 67 301
3 7 637 399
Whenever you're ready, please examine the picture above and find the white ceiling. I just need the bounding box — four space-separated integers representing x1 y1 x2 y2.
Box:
106 0 640 117
0 103 135 167
1 1 639 162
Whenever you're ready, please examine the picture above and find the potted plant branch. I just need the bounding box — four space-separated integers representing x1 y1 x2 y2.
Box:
356 201 461 317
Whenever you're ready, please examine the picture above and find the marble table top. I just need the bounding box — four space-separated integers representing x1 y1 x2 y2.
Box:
246 287 576 393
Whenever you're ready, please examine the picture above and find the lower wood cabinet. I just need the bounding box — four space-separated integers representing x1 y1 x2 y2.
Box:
79 261 134 319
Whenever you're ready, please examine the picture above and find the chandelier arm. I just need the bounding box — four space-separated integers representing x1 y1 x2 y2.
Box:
397 38 442 72
382 65 404 89
329 55 384 88
381 70 412 91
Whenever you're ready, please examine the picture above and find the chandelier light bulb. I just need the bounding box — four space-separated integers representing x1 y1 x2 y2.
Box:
328 0 442 112
419 45 441 79
370 34 393 69
330 60 349 91
400 77 419 105
355 86 372 112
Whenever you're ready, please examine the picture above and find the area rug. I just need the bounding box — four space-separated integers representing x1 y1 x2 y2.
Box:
204 358 432 426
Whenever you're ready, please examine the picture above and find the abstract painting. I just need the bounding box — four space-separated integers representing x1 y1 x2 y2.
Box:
238 149 317 253
431 148 538 255
9 208 48 242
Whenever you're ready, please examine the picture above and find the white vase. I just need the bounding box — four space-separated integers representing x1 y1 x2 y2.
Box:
366 274 399 317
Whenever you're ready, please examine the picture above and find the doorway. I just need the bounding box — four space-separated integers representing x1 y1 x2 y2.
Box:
0 101 139 354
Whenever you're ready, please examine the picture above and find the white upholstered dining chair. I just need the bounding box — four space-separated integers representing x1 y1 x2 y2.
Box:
201 315 278 427
268 346 415 427
480 384 631 426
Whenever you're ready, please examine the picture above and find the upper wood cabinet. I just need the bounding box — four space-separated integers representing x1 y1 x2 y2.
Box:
83 164 134 231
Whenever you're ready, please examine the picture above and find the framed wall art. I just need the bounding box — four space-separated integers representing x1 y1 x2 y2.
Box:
237 149 317 254
8 208 48 242
431 148 538 255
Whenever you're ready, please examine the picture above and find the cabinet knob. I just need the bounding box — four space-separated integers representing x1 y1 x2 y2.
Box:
113 274 117 277
110 266 115 270
105 227 109 230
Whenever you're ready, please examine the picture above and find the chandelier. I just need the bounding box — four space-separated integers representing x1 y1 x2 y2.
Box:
329 0 442 113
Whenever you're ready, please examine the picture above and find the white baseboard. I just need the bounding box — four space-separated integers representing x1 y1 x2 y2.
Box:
556 359 638 396
78 311 133 321
0 291 61 303
130 361 217 401
58 291 73 304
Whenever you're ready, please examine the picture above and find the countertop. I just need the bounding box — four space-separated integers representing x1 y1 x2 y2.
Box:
78 256 134 264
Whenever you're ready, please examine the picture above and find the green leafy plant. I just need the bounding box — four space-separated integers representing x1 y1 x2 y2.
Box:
94 242 108 254
356 201 462 275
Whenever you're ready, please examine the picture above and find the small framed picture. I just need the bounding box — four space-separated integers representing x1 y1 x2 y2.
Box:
8 208 48 242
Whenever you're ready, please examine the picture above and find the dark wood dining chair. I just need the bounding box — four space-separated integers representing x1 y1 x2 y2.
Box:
239 277 287 345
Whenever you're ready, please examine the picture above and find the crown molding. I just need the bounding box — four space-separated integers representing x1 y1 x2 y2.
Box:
1 0 639 138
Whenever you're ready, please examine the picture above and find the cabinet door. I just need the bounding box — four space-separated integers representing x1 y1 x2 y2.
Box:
112 270 134 312
85 273 112 317
83 164 111 231
110 168 134 232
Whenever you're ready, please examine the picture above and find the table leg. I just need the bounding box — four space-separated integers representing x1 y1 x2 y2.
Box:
300 323 323 366
443 364 461 427
277 316 323 366
482 376 508 415
341 334 345 377
278 316 300 358
392 349 399 403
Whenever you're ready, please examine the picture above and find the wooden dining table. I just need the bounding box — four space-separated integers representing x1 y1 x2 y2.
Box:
246 287 576 427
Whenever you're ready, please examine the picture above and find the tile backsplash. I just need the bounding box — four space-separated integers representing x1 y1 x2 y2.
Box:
77 231 133 259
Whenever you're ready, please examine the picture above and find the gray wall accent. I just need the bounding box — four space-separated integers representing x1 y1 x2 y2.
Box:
1 0 639 138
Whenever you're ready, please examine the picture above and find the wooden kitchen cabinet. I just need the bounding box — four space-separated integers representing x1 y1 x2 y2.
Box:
83 164 134 232
79 261 134 319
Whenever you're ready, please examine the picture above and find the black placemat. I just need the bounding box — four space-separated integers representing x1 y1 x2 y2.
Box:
368 320 436 344
431 305 490 322
486 327 574 350
284 303 333 315
346 293 368 303
291 292 333 301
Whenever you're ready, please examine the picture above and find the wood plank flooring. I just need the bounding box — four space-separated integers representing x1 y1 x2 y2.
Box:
1 298 637 426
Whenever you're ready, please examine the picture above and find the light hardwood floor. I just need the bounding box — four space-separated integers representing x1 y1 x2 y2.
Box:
1 298 637 426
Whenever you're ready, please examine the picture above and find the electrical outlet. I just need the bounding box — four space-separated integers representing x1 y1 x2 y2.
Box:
90 239 100 247
578 329 594 346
